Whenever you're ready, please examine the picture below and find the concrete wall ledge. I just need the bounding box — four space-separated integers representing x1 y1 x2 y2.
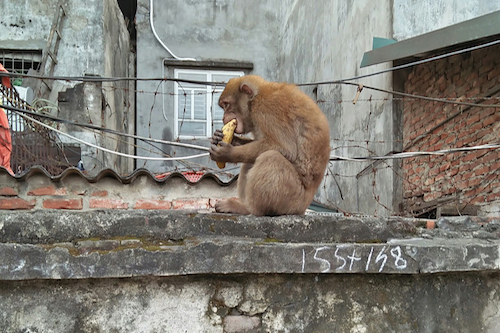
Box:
1 211 499 280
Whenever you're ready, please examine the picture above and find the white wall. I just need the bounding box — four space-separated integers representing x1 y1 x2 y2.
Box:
393 1 500 40
278 0 396 215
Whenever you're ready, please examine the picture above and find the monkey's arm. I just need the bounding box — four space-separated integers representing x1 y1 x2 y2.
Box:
232 135 253 146
210 139 284 164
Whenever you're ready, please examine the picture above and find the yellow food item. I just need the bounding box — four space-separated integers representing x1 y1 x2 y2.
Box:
217 119 237 169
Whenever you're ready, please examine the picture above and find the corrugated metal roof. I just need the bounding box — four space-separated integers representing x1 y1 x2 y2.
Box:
0 165 237 186
361 10 500 67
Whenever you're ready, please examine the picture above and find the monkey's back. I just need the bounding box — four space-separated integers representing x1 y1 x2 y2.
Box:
254 81 330 190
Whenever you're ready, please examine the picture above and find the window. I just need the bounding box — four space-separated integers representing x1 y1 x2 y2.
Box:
1 49 41 131
174 69 244 138
0 50 41 75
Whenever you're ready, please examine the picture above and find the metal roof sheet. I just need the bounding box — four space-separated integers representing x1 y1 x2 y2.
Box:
361 10 500 67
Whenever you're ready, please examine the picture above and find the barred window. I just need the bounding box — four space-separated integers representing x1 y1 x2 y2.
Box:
174 69 244 138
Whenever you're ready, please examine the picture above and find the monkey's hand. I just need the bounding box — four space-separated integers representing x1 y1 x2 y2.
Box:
209 141 233 163
211 129 225 146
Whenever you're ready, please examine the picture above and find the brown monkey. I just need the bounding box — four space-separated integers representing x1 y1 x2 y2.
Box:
209 75 330 216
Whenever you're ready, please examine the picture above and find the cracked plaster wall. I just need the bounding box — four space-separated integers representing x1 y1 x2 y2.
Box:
1 274 500 332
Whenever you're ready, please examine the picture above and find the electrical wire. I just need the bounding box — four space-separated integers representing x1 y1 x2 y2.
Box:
341 81 500 109
150 0 196 61
0 103 209 152
14 111 210 161
297 39 500 86
1 39 499 87
330 143 500 161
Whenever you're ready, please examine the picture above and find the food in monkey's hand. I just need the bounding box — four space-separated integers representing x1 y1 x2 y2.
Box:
216 119 237 169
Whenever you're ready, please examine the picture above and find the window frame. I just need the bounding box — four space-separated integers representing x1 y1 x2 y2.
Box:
174 69 244 139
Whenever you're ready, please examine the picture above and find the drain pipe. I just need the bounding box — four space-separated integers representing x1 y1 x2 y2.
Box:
150 0 196 61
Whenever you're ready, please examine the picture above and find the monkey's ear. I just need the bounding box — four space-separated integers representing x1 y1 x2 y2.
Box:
240 83 258 100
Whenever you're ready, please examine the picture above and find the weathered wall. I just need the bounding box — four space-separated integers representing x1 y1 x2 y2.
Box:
3 273 500 333
278 0 396 215
134 0 292 172
0 0 134 175
0 0 105 77
103 0 135 173
1 210 500 332
402 44 500 217
393 1 500 40
135 0 399 216
0 168 236 211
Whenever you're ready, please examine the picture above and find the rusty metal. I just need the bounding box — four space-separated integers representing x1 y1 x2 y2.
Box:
0 84 78 175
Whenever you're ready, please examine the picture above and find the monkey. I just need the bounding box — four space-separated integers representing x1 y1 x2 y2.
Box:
209 75 330 216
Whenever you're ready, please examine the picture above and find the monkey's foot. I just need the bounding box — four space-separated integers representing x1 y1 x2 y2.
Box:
214 198 250 215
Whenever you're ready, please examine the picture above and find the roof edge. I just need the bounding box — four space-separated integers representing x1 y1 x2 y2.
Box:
361 10 500 67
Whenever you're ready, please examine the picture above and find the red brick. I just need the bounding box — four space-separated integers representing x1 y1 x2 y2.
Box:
456 180 469 190
487 192 500 201
426 220 436 229
474 165 490 176
463 152 478 162
434 173 445 183
28 185 67 196
483 114 497 127
423 192 440 202
172 199 210 210
89 198 128 209
439 162 451 172
91 190 108 197
466 113 480 126
445 135 456 145
429 168 440 177
134 199 172 210
481 152 498 164
470 122 483 132
0 198 35 210
43 199 83 210
423 177 434 186
468 178 481 188
470 194 486 204
446 167 459 177
0 187 18 196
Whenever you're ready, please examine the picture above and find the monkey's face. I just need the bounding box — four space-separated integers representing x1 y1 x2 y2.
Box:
219 78 252 134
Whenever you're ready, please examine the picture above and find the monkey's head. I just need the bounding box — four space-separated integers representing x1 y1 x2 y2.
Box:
219 75 266 134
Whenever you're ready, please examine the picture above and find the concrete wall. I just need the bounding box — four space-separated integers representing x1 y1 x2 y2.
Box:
0 0 134 175
0 0 106 78
278 0 396 215
2 210 500 332
135 0 291 172
3 273 500 332
135 0 398 216
393 0 500 40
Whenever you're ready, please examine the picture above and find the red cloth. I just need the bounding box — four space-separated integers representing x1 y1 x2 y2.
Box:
0 63 14 175
0 63 11 88
0 108 13 175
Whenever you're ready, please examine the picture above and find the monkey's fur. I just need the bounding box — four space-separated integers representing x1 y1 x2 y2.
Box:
210 75 330 216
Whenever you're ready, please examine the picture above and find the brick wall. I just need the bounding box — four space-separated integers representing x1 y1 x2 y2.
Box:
0 171 236 212
403 44 500 216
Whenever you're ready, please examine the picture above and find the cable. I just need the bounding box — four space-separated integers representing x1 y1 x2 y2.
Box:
150 0 196 61
0 103 210 152
14 111 210 161
297 39 500 86
1 38 498 90
330 143 500 161
0 72 221 85
341 81 500 109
